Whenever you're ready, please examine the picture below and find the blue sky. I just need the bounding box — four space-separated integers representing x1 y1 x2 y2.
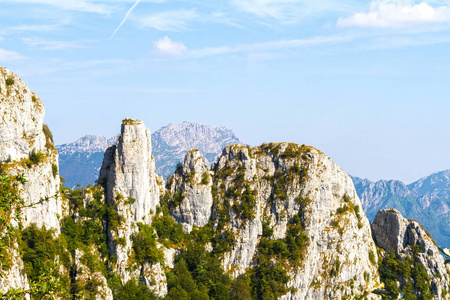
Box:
1 0 450 183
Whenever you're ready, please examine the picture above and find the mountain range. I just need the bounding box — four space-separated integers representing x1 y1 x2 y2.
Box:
2 65 450 299
353 171 450 248
58 125 450 249
56 122 242 187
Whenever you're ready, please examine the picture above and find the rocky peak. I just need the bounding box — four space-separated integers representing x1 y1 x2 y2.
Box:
408 169 450 199
169 149 213 233
372 209 450 298
100 118 164 284
0 66 46 162
171 142 381 298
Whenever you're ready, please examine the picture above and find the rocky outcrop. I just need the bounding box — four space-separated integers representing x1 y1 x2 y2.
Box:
191 143 381 299
74 249 113 300
169 149 213 233
372 209 450 299
0 67 46 162
99 119 166 290
0 67 65 294
152 121 243 178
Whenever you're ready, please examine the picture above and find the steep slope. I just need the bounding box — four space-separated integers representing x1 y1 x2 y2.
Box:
56 135 117 187
99 119 167 296
0 66 65 294
168 143 380 299
353 174 450 248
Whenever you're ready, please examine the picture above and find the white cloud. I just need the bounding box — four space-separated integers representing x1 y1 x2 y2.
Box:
0 0 114 14
0 48 24 62
338 0 450 28
137 9 197 31
154 37 187 57
22 37 94 50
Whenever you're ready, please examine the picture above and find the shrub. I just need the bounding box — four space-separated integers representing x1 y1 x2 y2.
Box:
131 223 163 265
5 77 14 86
52 163 58 177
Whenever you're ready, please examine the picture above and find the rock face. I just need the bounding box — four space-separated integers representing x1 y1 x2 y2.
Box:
56 135 118 188
372 209 450 299
74 249 113 300
169 149 213 233
0 67 64 294
0 67 46 162
353 172 450 248
171 143 381 299
152 121 243 178
99 119 165 289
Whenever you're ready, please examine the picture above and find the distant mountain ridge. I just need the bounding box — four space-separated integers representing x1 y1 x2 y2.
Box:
56 122 243 187
56 135 118 187
151 121 243 178
352 170 450 247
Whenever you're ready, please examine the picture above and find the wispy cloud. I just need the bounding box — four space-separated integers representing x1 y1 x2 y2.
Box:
154 36 187 56
0 48 25 62
1 19 72 35
111 0 141 38
22 37 95 50
189 34 356 58
231 0 353 23
136 9 198 31
338 0 450 28
0 0 115 14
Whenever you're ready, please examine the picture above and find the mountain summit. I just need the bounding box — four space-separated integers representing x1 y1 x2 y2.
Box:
152 121 243 178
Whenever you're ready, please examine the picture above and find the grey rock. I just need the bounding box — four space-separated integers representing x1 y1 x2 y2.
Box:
169 149 213 233
209 143 380 299
100 119 166 292
372 209 450 299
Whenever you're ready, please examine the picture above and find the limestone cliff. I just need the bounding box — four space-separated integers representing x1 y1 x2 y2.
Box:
171 143 381 299
99 119 166 293
0 66 63 232
0 67 65 295
372 209 450 299
168 149 213 233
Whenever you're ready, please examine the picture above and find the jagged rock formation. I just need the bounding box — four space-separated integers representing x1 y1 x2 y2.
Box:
56 135 118 188
168 149 213 233
372 209 450 299
56 121 242 187
0 67 65 295
0 66 63 232
171 143 380 299
99 119 166 291
0 67 46 163
353 172 450 248
152 121 243 178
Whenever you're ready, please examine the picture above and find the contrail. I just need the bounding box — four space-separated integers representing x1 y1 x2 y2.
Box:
111 0 141 38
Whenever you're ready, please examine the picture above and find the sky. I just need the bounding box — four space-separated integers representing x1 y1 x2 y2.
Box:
1 0 450 183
